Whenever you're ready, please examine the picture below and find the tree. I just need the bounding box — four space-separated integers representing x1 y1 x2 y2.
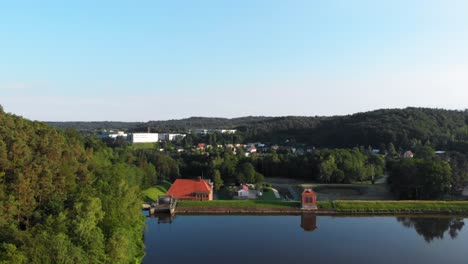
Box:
212 170 223 191
318 154 340 183
387 158 452 199
414 145 435 160
237 162 256 183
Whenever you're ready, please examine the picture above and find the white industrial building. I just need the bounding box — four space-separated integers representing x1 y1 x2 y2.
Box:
129 133 159 143
98 131 127 139
158 133 186 141
192 129 237 135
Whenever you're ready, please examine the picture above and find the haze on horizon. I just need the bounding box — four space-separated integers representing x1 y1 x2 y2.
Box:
1 1 468 122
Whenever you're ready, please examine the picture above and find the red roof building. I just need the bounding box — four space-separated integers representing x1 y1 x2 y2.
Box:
197 143 206 149
403 150 414 158
167 177 213 201
301 189 317 210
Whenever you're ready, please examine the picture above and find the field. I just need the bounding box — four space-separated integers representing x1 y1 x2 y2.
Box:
130 142 157 150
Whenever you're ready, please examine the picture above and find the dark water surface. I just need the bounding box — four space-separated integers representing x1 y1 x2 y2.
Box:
143 214 468 264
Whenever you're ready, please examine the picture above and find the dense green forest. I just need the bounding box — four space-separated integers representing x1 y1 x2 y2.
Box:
46 121 142 135
48 108 468 151
0 106 146 263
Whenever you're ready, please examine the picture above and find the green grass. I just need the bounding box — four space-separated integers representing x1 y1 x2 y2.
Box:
131 143 157 150
177 199 468 213
331 200 468 213
178 200 300 209
317 201 335 210
142 181 172 202
259 188 280 201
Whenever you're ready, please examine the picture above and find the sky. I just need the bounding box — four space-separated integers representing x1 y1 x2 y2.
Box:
1 0 468 121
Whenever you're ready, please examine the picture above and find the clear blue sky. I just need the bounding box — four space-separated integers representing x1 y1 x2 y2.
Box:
1 0 467 121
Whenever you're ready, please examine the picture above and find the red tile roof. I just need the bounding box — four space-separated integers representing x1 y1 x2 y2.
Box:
302 189 316 196
241 185 249 191
167 178 212 199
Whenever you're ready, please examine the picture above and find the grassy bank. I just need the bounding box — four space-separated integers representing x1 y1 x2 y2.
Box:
176 200 468 214
142 181 172 202
331 200 468 213
178 200 335 210
178 200 300 209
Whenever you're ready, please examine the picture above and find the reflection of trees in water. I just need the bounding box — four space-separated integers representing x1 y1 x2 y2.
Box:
397 217 465 242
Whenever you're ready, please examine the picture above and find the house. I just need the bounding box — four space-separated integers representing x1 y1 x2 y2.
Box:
301 189 317 210
306 147 315 153
236 184 260 199
197 143 206 150
167 177 213 201
237 185 250 198
403 150 414 158
247 146 257 153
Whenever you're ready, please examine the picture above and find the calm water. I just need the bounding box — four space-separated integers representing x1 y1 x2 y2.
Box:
143 214 468 264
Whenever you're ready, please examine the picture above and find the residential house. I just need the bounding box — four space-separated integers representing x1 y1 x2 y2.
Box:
247 146 257 153
197 143 206 150
403 150 414 158
237 185 250 198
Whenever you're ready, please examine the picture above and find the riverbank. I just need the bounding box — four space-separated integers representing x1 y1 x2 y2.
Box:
175 200 468 215
331 200 468 214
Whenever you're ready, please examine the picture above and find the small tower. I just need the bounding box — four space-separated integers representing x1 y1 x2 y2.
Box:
301 189 317 210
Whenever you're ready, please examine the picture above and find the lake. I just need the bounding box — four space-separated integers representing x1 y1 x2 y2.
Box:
143 214 468 264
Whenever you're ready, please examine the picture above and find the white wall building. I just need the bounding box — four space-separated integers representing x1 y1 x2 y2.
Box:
98 130 127 139
158 133 186 141
130 133 159 143
192 129 237 135
109 131 127 139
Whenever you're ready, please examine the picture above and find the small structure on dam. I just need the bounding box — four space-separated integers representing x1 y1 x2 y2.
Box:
301 189 317 210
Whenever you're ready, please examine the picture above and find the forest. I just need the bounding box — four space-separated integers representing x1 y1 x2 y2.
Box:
48 107 468 151
0 106 146 263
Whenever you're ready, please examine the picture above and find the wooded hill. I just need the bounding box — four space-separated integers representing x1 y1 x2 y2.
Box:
0 105 145 263
47 108 468 150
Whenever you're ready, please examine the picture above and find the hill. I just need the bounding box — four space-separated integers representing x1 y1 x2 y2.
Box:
47 108 468 150
0 106 145 263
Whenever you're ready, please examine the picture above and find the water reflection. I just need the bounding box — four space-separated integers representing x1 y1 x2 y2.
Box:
300 213 317 232
153 213 175 224
397 217 465 242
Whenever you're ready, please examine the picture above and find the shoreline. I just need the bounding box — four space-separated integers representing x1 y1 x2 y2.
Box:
172 200 468 216
175 208 468 216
